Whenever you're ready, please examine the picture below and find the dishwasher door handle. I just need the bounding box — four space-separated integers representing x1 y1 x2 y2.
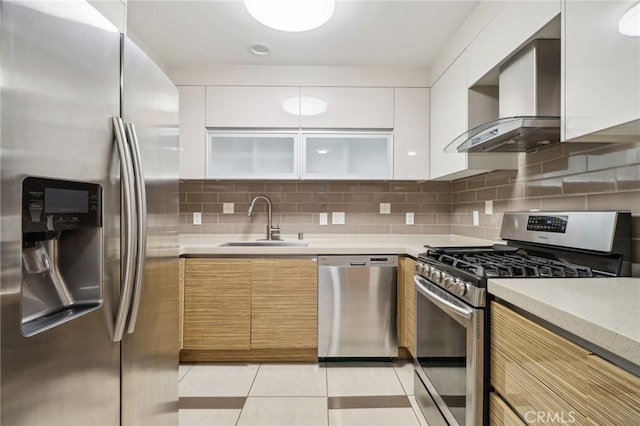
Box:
349 261 367 266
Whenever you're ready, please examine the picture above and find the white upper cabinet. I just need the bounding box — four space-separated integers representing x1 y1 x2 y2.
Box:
394 88 430 180
299 87 394 129
466 1 561 86
205 86 301 128
563 0 640 142
178 86 206 179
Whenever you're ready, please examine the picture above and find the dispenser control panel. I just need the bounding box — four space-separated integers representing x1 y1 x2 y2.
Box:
22 177 102 233
526 215 568 233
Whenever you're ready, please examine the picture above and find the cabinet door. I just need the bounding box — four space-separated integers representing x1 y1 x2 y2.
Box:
430 54 469 179
179 258 184 350
206 86 301 128
300 87 394 129
587 355 640 425
183 259 251 350
466 0 561 86
394 88 430 180
403 257 417 358
489 392 525 426
564 1 640 141
178 86 206 179
251 259 318 349
206 131 299 179
302 132 393 180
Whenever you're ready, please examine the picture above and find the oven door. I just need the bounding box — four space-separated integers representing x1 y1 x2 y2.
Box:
414 275 484 426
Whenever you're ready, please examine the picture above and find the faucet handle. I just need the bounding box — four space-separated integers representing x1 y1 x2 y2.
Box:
270 225 281 240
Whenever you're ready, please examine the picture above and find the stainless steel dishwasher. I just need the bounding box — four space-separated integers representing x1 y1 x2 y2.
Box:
318 255 398 358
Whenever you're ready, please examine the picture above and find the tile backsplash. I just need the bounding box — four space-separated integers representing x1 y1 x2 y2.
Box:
179 181 452 235
451 141 640 266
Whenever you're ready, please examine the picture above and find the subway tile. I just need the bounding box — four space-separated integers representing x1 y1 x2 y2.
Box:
297 203 325 213
328 182 360 192
344 192 375 203
465 226 487 239
476 187 497 201
542 155 587 178
414 214 436 224
313 192 344 203
451 192 460 203
406 193 438 204
202 181 234 192
358 224 391 234
616 165 640 190
587 191 640 213
486 170 518 187
180 181 204 192
375 214 408 225
451 225 467 235
279 224 299 234
563 170 616 194
180 224 202 234
437 193 452 204
390 182 422 192
391 204 421 214
179 193 186 203
561 142 604 157
479 214 500 228
219 193 250 203
540 196 587 211
421 204 451 214
326 225 361 234
234 182 267 192
272 203 298 213
266 182 298 192
281 214 314 224
454 214 472 226
187 192 218 203
390 224 419 234
298 224 330 234
421 224 451 234
524 179 563 197
202 214 219 224
464 202 485 214
219 214 253 224
421 181 450 192
458 190 476 202
251 192 282 203
436 215 452 225
345 213 377 225
507 198 541 212
496 183 524 200
515 163 543 181
297 182 329 192
234 223 270 235
522 144 563 165
467 175 487 190
201 224 234 234
586 142 640 171
452 203 468 214
180 203 203 213
492 200 510 214
360 182 391 192
374 193 406 203
202 203 223 213
451 180 467 193
485 228 502 241
284 192 313 203
179 213 190 224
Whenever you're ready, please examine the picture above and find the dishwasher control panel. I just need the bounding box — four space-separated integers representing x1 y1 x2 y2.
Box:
317 255 398 267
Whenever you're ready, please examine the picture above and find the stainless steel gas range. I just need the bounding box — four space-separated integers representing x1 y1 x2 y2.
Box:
413 211 632 426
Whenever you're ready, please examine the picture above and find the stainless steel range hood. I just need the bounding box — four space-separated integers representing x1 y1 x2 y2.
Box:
447 39 561 153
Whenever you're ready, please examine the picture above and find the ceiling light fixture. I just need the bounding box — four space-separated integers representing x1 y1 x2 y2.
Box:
619 2 640 36
243 0 335 32
282 96 327 116
249 43 271 55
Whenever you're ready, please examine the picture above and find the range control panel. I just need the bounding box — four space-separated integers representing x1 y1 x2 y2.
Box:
526 215 568 233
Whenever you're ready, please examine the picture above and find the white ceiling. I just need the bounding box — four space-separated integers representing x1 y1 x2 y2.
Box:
127 0 480 68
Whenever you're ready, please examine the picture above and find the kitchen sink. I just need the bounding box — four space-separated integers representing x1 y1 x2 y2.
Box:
219 240 309 247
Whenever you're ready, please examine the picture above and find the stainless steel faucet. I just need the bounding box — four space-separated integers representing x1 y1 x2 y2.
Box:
247 195 280 240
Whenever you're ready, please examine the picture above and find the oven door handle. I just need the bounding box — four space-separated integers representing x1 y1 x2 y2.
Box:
415 277 473 326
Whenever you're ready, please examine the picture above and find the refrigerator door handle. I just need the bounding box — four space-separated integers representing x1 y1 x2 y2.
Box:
125 123 147 334
112 117 137 342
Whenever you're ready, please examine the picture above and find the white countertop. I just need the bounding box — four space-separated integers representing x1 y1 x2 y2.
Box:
180 233 499 258
489 278 640 368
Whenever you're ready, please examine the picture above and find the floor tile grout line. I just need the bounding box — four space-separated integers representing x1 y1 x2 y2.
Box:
236 362 262 426
178 364 194 384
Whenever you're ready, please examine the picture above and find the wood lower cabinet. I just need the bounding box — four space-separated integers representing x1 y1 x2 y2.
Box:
587 354 640 425
489 392 525 426
251 259 317 349
491 301 640 425
181 257 318 361
402 257 417 358
182 259 251 351
179 258 185 350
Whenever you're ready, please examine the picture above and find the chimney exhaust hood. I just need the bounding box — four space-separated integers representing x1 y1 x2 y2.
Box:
446 39 561 153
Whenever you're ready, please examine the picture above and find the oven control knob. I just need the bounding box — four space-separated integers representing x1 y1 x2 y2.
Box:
429 269 442 283
442 275 455 290
453 281 467 296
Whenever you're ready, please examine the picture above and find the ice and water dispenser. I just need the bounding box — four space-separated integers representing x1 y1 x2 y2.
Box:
21 177 103 336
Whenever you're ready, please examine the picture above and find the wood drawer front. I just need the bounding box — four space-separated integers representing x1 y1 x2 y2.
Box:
587 355 640 425
491 350 586 425
491 302 590 412
251 259 318 349
183 259 251 350
404 257 416 358
489 392 525 426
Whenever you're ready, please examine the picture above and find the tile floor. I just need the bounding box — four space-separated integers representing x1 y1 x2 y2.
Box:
178 361 430 426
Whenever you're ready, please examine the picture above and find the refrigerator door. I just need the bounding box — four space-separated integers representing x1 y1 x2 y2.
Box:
120 36 180 426
1 1 121 425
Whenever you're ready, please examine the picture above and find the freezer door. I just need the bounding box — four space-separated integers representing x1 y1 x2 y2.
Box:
120 36 180 426
1 1 121 425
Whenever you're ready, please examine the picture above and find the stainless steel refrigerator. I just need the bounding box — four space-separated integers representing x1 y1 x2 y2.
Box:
1 1 180 424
